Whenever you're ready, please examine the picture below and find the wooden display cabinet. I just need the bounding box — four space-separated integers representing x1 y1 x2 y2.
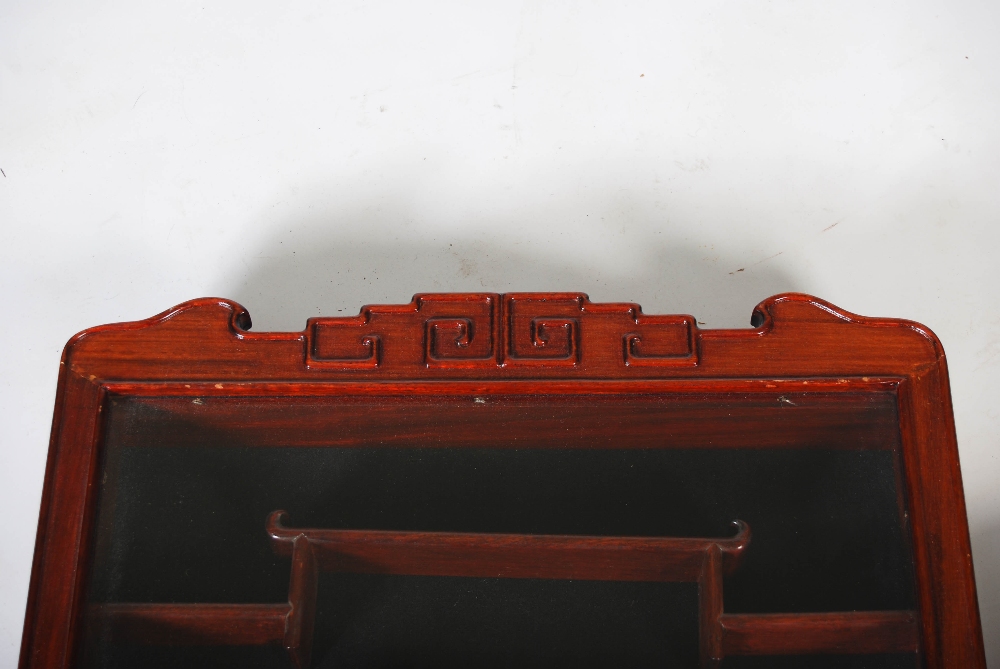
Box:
19 293 986 668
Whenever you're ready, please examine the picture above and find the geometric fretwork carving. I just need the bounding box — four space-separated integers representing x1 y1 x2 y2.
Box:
306 293 698 373
507 295 581 363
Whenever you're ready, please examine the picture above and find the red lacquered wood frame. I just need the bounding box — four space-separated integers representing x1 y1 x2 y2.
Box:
19 292 986 668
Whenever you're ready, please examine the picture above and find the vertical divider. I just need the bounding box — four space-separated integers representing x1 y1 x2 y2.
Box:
284 536 318 669
698 544 723 668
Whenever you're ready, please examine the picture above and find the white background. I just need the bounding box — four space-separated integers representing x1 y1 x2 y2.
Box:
2 0 998 665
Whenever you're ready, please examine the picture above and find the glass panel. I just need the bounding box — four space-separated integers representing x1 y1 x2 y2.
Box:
79 393 919 669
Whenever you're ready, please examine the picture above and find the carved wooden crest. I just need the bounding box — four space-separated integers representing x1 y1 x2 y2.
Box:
307 293 695 370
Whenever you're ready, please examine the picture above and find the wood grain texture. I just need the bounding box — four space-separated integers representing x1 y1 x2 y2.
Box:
719 610 920 655
266 512 750 582
102 390 903 451
18 292 985 669
53 292 948 381
284 536 318 669
89 603 288 645
699 544 724 668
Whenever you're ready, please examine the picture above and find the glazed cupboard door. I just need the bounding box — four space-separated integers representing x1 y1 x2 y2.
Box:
20 294 985 668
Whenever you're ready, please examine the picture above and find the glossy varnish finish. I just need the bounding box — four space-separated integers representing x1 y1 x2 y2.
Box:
19 292 986 668
87 512 916 667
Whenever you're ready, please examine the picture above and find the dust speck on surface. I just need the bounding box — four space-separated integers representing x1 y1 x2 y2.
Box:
458 258 476 278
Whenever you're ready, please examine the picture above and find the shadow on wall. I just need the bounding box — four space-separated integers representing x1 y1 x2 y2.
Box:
226 205 803 333
970 520 1000 652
